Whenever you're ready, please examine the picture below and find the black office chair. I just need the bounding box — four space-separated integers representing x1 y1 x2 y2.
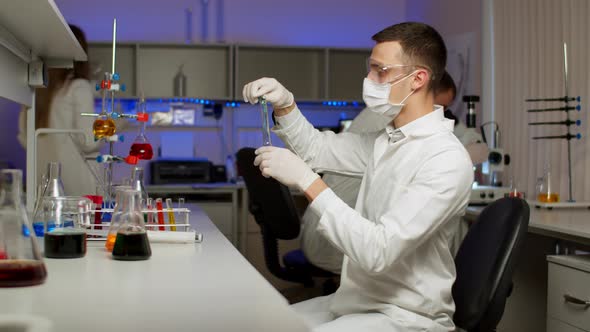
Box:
452 197 530 332
236 147 338 293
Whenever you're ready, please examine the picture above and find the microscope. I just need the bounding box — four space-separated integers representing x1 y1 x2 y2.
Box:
462 95 511 204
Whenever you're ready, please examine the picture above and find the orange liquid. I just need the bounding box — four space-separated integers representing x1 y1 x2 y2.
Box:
93 118 116 138
538 193 559 203
105 233 117 252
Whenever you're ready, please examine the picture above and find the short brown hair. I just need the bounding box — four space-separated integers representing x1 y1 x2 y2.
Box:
372 22 446 90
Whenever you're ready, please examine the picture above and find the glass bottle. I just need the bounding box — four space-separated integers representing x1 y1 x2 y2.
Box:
0 169 47 287
129 98 153 160
112 189 151 261
105 185 131 252
93 113 116 139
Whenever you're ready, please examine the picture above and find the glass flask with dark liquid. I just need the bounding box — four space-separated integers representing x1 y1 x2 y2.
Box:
112 189 151 261
42 197 92 259
0 169 47 287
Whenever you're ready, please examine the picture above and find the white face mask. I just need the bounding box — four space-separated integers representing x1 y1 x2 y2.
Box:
362 72 415 119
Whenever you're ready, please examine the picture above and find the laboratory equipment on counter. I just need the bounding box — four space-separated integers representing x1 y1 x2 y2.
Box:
468 185 511 205
112 189 152 261
165 198 176 231
150 160 213 184
42 197 91 259
259 97 272 146
32 162 66 237
173 64 187 97
525 42 585 206
536 164 559 203
463 95 479 128
0 169 47 287
105 186 131 252
128 97 153 162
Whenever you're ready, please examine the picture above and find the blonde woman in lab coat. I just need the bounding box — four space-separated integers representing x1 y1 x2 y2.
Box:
18 25 103 196
244 22 473 332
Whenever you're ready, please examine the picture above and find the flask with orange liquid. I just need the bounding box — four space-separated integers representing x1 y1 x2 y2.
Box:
537 164 559 203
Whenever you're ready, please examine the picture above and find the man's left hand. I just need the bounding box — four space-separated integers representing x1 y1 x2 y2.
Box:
253 146 319 191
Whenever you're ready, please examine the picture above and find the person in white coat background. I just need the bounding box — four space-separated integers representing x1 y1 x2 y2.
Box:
18 25 105 196
243 22 473 332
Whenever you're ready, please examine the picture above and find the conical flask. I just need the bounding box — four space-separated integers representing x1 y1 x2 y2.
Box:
105 185 131 252
112 189 151 261
0 169 47 287
32 162 66 237
131 167 149 202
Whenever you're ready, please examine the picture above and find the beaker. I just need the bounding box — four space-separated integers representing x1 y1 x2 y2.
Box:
0 169 47 287
537 164 559 203
93 113 116 139
105 185 131 252
42 197 92 259
112 189 152 261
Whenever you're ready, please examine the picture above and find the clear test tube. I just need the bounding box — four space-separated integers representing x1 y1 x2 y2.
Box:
259 97 272 146
178 198 186 231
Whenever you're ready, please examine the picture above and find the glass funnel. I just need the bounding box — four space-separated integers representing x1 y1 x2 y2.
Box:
42 197 91 259
112 189 151 261
0 169 47 287
105 185 131 252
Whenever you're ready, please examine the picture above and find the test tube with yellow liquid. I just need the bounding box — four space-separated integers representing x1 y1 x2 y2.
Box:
165 198 176 231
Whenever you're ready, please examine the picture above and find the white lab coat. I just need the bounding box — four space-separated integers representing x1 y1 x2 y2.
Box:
301 109 390 274
18 79 102 196
274 106 473 332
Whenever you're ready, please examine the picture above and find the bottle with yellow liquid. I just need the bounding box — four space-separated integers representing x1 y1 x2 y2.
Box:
93 114 116 139
105 186 131 252
536 164 559 203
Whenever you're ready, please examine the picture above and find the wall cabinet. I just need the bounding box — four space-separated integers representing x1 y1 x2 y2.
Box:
88 43 369 102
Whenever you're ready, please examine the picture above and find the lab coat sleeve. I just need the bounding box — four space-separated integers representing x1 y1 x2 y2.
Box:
70 80 103 154
272 106 374 177
309 148 473 274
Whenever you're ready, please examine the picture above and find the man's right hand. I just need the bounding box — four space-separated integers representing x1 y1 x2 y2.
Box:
242 77 294 109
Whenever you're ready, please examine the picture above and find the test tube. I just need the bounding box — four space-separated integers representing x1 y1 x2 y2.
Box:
165 198 176 231
178 198 185 231
259 97 272 146
155 198 165 231
146 197 154 231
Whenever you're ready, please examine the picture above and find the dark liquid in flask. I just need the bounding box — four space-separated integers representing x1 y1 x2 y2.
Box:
0 260 47 287
45 232 87 258
129 143 153 160
112 232 151 261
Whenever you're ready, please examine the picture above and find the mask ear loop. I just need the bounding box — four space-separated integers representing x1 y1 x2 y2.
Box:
393 70 420 105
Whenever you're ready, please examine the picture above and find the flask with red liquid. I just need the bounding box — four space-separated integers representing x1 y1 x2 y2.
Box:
0 169 47 287
128 98 153 161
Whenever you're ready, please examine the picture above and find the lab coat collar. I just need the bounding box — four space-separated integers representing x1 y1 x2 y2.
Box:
396 106 452 139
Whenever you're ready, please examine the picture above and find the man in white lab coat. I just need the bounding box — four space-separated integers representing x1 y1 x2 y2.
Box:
243 22 473 332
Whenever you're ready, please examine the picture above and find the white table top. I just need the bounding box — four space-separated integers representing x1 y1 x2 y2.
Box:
466 203 590 245
0 206 309 332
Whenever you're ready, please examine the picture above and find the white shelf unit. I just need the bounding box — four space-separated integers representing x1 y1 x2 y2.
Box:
0 0 87 211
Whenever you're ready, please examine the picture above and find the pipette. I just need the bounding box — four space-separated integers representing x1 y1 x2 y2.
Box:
259 97 272 146
165 198 176 231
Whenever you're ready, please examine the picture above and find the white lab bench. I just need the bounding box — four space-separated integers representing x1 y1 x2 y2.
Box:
464 203 590 332
0 204 309 332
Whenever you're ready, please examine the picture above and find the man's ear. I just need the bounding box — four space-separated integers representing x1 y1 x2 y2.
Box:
411 69 430 90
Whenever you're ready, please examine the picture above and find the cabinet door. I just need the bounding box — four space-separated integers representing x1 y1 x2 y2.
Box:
327 49 370 101
138 44 232 99
88 43 136 98
547 318 587 332
235 46 326 101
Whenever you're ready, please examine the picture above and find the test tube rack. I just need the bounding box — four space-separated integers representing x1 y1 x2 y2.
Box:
525 42 588 208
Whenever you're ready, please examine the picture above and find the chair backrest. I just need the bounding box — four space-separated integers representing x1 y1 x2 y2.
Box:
452 197 530 331
235 147 300 240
